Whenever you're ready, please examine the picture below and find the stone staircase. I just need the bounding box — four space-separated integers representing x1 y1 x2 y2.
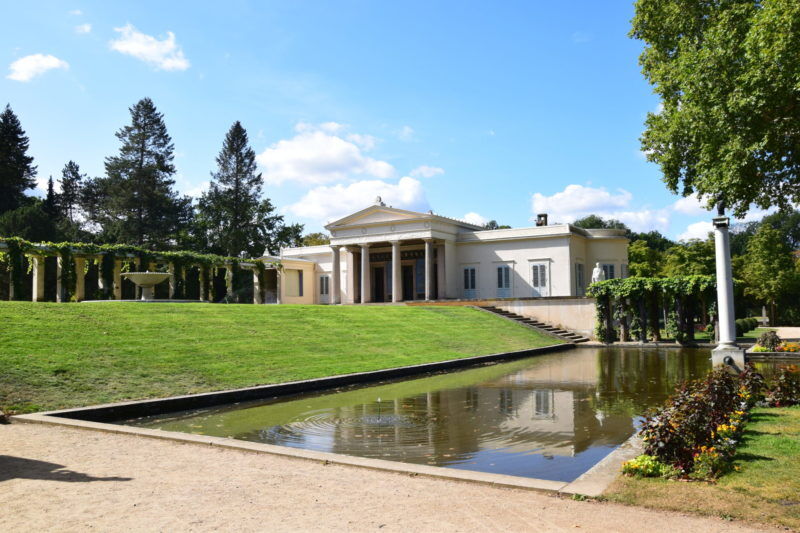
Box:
477 306 591 344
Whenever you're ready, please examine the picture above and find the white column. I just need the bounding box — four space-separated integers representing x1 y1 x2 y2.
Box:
436 244 446 299
276 269 283 304
424 239 434 301
711 214 745 367
74 257 86 302
198 267 206 301
331 246 341 305
360 244 371 304
168 263 176 299
346 248 356 303
225 265 234 299
444 239 458 299
113 260 122 300
31 255 45 301
391 240 402 302
56 256 64 303
253 269 262 304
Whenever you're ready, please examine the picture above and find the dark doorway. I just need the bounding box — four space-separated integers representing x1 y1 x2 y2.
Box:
373 266 385 302
402 265 414 301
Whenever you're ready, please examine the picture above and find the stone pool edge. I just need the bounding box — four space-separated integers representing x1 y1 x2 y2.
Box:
11 341 642 496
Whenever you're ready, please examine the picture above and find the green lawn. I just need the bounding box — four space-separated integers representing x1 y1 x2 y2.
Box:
605 406 800 530
0 302 559 413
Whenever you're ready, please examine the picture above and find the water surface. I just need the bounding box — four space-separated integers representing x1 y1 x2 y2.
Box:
127 347 718 482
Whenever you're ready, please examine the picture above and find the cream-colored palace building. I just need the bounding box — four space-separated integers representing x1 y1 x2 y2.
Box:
272 199 629 305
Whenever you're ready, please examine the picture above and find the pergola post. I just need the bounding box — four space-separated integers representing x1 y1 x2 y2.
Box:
168 263 176 299
113 260 122 300
56 256 64 303
74 257 86 302
253 268 262 304
225 265 234 300
31 255 45 302
199 267 207 302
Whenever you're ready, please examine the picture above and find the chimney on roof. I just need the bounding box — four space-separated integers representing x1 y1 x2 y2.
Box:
536 213 548 226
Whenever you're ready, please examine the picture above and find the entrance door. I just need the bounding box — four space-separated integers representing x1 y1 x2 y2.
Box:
531 263 549 297
373 267 385 302
402 265 414 301
319 275 330 304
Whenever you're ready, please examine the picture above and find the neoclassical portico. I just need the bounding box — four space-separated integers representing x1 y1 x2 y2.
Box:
322 198 480 304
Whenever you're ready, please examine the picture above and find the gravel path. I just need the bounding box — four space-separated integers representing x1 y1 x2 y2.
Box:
775 327 800 340
0 422 777 533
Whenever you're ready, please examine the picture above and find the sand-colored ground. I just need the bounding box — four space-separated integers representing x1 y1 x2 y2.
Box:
0 423 778 533
775 326 800 340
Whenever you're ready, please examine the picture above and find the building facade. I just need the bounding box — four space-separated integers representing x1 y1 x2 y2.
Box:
273 200 629 305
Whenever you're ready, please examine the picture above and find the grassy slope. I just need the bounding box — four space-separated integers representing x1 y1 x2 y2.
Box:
0 302 559 412
605 406 800 530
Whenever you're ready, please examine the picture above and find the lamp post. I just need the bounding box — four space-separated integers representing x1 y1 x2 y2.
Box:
711 209 746 368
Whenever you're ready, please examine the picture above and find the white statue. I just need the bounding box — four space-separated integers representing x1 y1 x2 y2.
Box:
591 262 605 284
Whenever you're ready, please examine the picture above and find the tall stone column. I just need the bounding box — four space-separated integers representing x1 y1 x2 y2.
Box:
74 257 86 302
31 255 46 301
225 265 234 300
331 246 341 305
113 260 122 300
424 239 434 301
276 269 282 304
253 268 262 304
711 214 745 367
345 248 357 303
391 240 402 302
360 244 371 304
436 244 446 299
444 239 458 299
199 267 207 302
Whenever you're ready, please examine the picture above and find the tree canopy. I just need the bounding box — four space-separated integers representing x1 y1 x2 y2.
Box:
631 0 800 216
0 104 36 214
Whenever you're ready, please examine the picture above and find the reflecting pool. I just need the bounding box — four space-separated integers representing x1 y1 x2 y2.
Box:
126 347 721 482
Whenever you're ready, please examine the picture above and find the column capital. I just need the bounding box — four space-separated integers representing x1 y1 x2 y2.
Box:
359 242 371 249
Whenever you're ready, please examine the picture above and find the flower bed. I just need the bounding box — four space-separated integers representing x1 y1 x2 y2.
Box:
623 364 800 480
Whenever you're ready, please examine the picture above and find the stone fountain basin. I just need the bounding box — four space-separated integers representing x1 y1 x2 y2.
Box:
122 272 171 288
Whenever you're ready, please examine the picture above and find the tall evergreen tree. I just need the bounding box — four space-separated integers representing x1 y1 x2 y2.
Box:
43 176 61 220
59 160 84 223
0 104 37 214
197 121 292 257
100 97 191 247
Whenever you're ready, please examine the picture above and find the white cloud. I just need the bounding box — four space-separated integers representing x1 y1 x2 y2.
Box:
398 125 415 141
74 23 92 34
462 212 488 226
257 126 394 186
410 165 444 178
287 177 428 223
7 54 69 82
109 24 190 71
69 9 82 15
672 193 710 216
345 133 377 151
530 184 670 232
678 221 714 241
532 184 632 219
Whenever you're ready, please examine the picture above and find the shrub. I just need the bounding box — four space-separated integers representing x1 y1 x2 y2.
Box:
756 330 782 351
751 345 770 353
764 365 800 407
748 318 758 331
622 454 678 478
735 319 745 338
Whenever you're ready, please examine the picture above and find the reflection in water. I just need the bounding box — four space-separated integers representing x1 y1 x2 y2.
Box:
126 347 724 482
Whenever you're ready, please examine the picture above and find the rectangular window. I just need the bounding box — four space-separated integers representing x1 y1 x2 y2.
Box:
601 263 615 280
533 389 553 418
531 263 549 297
298 270 304 297
621 263 629 279
497 265 511 297
319 275 329 295
575 263 585 296
463 266 477 298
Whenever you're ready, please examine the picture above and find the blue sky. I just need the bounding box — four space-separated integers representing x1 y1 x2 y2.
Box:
1 1 767 239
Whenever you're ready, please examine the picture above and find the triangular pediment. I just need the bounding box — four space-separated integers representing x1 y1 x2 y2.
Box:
326 205 428 228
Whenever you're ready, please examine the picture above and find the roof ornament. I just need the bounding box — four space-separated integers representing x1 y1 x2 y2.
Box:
375 196 386 206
